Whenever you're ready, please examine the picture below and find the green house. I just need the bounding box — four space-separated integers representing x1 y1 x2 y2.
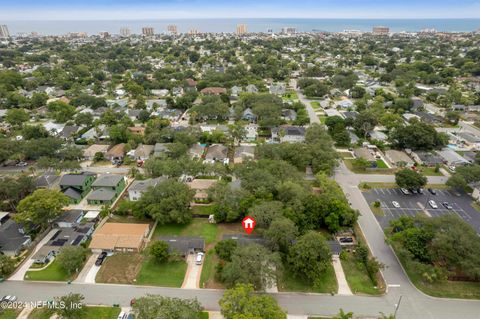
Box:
87 174 126 205
59 172 97 204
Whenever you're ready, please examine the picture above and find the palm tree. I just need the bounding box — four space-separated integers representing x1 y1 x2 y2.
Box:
334 309 354 319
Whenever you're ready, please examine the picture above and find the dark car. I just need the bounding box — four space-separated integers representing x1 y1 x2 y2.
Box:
95 252 107 266
127 314 135 319
428 188 436 195
442 202 453 210
339 237 354 243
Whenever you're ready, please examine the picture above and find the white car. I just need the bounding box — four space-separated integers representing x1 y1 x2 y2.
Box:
195 252 205 265
392 201 400 208
428 200 438 209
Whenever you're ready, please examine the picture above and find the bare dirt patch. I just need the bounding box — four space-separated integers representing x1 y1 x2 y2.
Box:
95 253 143 284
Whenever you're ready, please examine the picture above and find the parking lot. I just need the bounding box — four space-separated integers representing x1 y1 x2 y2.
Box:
362 188 480 233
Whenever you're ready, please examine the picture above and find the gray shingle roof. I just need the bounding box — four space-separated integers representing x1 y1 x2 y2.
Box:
92 174 124 187
88 188 116 201
59 172 95 187
0 219 30 254
158 236 205 255
63 187 82 200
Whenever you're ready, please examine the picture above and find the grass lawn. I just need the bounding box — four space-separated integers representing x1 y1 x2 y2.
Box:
278 263 338 294
337 151 353 159
471 201 480 213
199 312 209 319
0 309 21 319
311 101 321 109
344 159 395 175
154 219 218 244
25 259 72 282
28 307 121 319
392 243 480 299
417 166 443 176
319 116 326 124
341 252 381 295
200 250 221 289
359 182 449 191
191 205 215 216
136 259 187 287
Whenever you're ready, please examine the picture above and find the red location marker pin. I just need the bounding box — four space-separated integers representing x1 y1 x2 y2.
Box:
242 216 256 235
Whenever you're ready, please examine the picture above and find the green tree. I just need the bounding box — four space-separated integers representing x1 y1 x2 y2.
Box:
215 239 238 262
134 179 194 224
132 295 203 319
351 157 371 171
56 246 88 274
395 169 427 190
53 293 86 319
15 189 69 229
334 309 354 319
265 217 298 253
288 231 331 284
93 152 105 162
5 108 29 126
0 255 15 278
75 112 94 127
221 244 281 291
219 284 286 319
148 240 170 263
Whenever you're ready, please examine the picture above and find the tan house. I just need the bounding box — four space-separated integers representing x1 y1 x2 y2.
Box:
128 127 146 136
385 150 414 167
186 179 218 201
83 144 110 160
233 145 255 164
106 143 126 161
200 87 227 95
89 223 150 253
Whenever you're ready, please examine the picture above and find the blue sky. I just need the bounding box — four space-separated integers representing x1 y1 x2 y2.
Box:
1 0 480 20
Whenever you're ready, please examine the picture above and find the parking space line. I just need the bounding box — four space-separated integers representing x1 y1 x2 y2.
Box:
385 189 392 195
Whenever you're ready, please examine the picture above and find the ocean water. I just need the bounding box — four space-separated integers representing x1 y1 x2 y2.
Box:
5 18 480 36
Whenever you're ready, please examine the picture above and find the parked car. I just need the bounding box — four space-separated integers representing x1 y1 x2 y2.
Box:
409 188 418 194
428 188 436 195
195 252 204 265
95 252 107 266
418 188 424 194
117 311 127 319
339 237 354 243
429 200 438 209
127 313 135 319
400 188 410 195
1 295 17 302
16 161 28 167
392 201 400 208
442 202 453 210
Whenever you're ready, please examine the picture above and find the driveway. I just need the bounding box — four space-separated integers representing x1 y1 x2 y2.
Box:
332 256 352 296
9 228 59 281
74 254 100 284
182 254 202 289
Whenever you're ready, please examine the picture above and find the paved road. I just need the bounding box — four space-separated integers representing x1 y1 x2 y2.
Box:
296 89 320 124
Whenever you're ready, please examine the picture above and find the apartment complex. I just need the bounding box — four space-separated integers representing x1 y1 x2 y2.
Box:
236 24 248 35
372 26 390 35
142 27 154 36
120 27 131 37
0 25 10 38
282 27 296 34
167 24 178 35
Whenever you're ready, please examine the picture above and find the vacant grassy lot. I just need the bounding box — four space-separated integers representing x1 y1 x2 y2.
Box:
25 259 71 282
337 151 353 159
341 252 381 295
199 312 209 319
278 263 338 294
417 166 443 176
199 249 223 289
95 253 143 284
344 159 395 175
310 101 321 109
154 218 218 244
136 259 187 287
28 307 121 319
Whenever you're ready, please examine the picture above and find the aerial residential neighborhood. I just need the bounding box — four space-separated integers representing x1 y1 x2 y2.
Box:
0 3 480 319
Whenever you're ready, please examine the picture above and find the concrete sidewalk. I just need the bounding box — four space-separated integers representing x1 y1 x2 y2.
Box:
332 255 353 296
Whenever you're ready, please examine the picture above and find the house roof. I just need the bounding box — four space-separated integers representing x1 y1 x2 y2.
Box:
222 234 266 246
354 148 377 162
129 177 165 192
158 236 205 255
272 125 306 137
437 149 469 165
106 143 126 157
35 174 60 188
88 188 117 201
92 174 124 187
83 144 110 157
63 187 82 200
188 144 206 157
385 150 413 164
59 172 96 187
89 223 149 250
55 210 84 224
205 144 228 160
200 87 227 95
187 179 218 190
134 144 154 158
234 145 255 158
60 125 80 138
0 219 30 254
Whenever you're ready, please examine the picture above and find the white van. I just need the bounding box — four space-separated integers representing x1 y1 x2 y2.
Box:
195 252 204 265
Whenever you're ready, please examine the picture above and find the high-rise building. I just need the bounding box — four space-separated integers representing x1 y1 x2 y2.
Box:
372 26 390 35
120 27 131 37
99 31 110 38
167 25 178 35
189 28 199 35
236 24 247 35
142 27 155 36
282 27 296 34
0 25 10 38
